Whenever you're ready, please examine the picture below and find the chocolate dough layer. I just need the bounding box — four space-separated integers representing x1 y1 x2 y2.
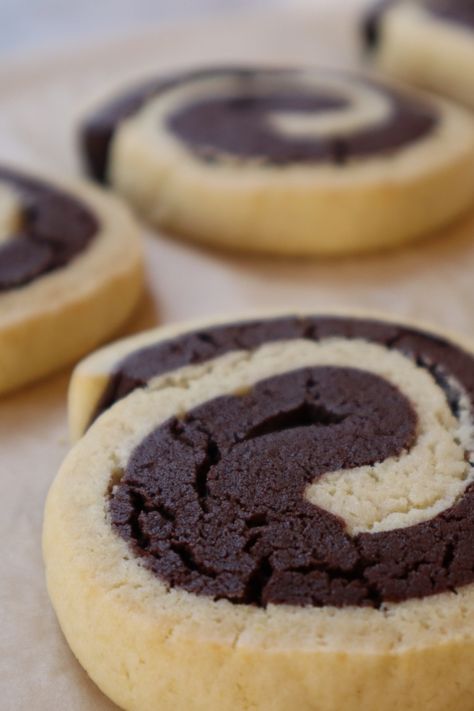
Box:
0 167 97 291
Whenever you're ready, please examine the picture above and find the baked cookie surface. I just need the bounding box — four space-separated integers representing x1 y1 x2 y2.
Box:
81 67 474 255
364 0 474 109
0 165 143 394
46 312 474 711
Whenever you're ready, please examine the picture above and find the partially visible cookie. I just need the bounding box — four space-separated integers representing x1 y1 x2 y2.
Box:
47 311 474 711
363 0 474 109
0 165 143 394
80 66 474 256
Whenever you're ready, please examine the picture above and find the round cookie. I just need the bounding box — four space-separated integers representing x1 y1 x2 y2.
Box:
80 66 474 256
363 0 474 109
46 312 474 711
0 165 143 395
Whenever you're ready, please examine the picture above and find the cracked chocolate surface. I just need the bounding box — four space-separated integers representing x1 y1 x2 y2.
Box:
107 316 474 607
81 67 438 181
0 167 98 291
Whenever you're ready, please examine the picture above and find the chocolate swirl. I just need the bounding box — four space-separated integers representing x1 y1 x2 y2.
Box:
81 67 438 182
105 316 474 608
0 167 98 291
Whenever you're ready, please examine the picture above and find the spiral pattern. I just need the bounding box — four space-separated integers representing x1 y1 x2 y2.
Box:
81 64 474 256
85 315 474 608
82 67 439 182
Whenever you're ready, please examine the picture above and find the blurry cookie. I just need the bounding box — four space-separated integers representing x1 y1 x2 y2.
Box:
46 311 474 711
364 0 474 109
80 66 474 256
0 165 142 394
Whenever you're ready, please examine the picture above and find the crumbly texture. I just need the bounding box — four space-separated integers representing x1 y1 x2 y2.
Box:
367 1 474 109
83 67 474 255
46 312 474 711
0 170 143 394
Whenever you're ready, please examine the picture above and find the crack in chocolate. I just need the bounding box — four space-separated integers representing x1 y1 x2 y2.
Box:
244 402 347 441
81 67 438 181
414 356 464 418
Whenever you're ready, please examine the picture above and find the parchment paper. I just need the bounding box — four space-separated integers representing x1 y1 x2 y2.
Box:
1 2 474 708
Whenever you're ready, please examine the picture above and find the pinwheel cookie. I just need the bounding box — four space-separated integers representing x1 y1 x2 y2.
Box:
0 165 142 394
364 0 474 109
45 312 474 711
80 66 474 255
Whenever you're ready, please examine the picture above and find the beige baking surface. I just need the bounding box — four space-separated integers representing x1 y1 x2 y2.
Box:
1 1 474 709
